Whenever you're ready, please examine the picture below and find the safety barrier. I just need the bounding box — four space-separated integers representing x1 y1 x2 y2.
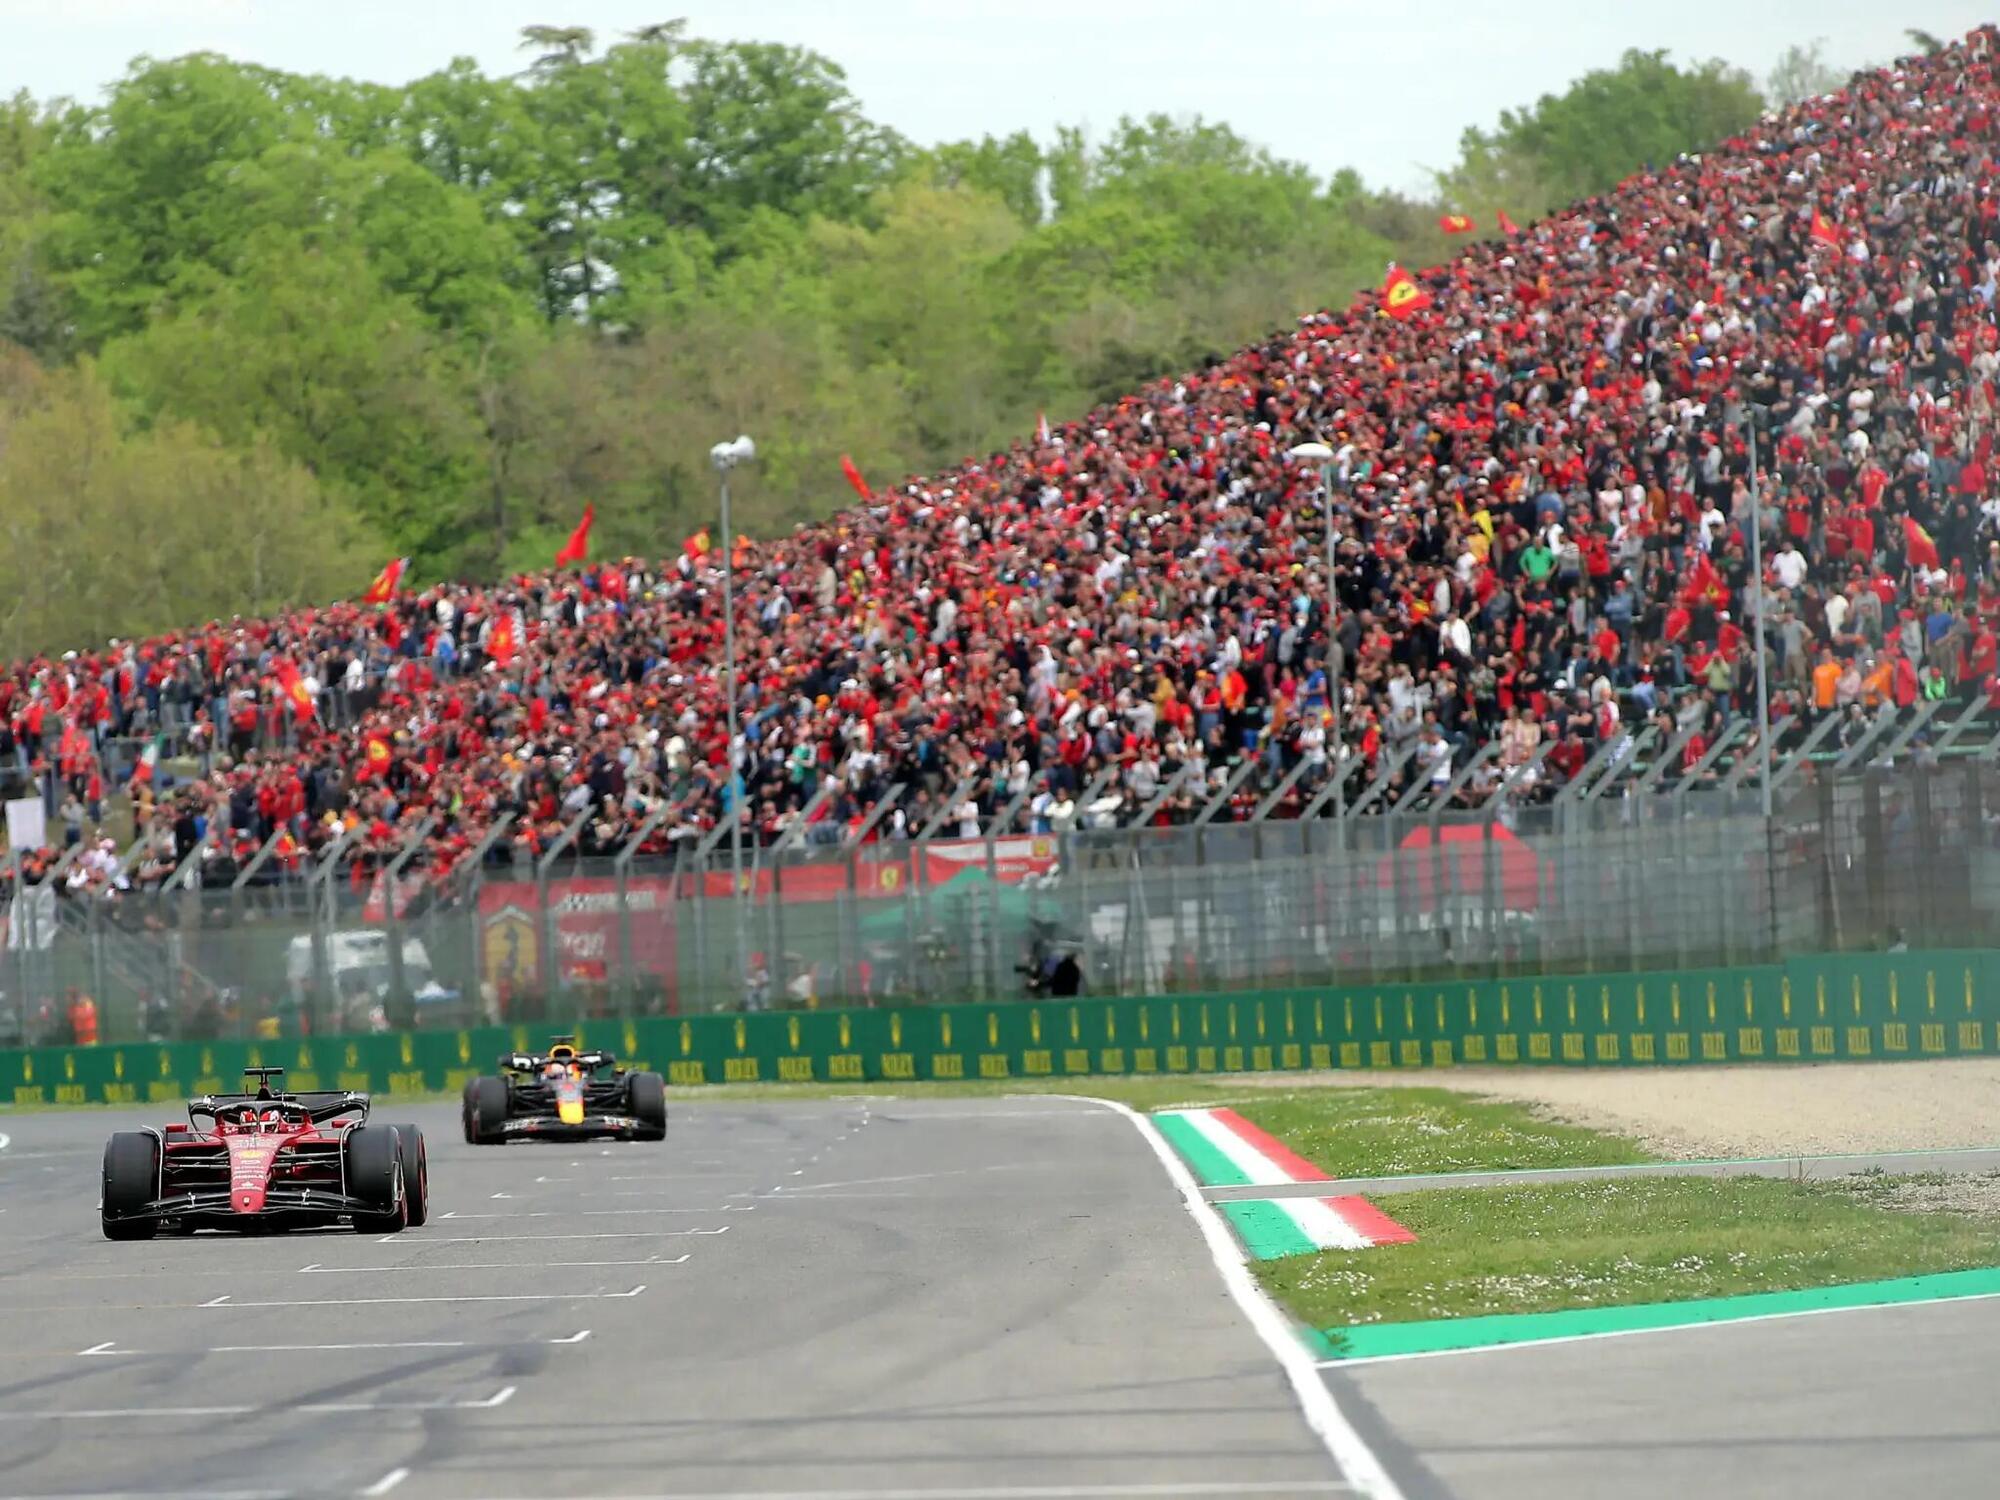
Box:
5 949 1996 1106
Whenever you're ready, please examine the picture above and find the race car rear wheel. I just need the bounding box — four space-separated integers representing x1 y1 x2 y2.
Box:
470 1075 509 1144
626 1070 667 1141
389 1125 429 1226
344 1125 407 1234
101 1132 159 1241
460 1079 480 1143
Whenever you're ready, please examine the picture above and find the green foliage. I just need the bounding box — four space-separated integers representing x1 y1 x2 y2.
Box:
1443 47 1763 209
0 356 377 657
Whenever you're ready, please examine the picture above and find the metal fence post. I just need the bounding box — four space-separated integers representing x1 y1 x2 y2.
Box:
535 810 591 1012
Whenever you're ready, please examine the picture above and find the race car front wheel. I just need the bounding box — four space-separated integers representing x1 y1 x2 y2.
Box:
345 1125 407 1234
101 1132 159 1241
626 1071 667 1141
389 1125 429 1226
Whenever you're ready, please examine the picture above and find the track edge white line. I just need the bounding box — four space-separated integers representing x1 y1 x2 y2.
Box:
1048 1093 1405 1500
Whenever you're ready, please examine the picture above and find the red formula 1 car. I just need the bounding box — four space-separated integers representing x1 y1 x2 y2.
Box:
99 1067 428 1240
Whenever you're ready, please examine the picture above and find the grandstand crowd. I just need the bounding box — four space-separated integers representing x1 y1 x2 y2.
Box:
12 26 2000 902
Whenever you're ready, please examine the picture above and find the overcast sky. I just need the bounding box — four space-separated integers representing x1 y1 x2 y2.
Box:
3 0 1993 192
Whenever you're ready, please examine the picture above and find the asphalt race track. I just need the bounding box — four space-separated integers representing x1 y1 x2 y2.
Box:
1327 1294 2000 1500
0 1097 1353 1500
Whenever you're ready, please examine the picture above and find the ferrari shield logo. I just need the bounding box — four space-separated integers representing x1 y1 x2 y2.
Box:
482 904 538 988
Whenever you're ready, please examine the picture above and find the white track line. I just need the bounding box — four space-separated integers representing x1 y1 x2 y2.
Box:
200 1286 645 1308
0 1386 515 1421
73 1332 591 1355
1052 1094 1404 1500
437 1207 731 1219
357 1468 410 1497
0 1131 11 1151
412 1484 1353 1499
402 1229 722 1245
298 1255 686 1273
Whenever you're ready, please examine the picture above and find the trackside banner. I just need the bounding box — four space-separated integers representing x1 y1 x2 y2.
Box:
5 949 1999 1106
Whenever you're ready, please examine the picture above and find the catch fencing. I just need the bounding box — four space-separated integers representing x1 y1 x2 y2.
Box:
9 733 2000 1047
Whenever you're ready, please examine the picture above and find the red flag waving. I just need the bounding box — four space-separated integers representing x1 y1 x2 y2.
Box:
487 610 521 668
1903 514 1941 570
275 660 315 720
1438 214 1475 234
554 504 595 568
840 454 872 501
1381 267 1432 321
360 733 392 781
1497 209 1519 235
1810 207 1842 249
360 557 407 606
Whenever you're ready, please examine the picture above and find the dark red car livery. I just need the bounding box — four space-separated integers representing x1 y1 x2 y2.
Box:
100 1068 428 1239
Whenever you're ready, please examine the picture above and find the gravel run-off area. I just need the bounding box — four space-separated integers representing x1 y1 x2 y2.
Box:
1240 1059 2000 1161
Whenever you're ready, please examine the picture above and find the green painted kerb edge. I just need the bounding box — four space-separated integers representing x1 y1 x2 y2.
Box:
1310 1265 2000 1362
1152 1112 1251 1186
5 947 2000 1106
1220 1200 1320 1260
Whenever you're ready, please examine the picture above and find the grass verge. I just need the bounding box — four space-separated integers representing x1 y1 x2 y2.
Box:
1259 1174 2000 1336
1223 1087 1648 1178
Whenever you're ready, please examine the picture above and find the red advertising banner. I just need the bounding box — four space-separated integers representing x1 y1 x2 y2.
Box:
477 878 678 990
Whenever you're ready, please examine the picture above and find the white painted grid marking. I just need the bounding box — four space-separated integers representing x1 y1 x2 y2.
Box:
0 1386 515 1421
297 1255 687 1273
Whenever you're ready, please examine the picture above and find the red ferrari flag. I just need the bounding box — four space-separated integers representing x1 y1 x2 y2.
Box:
1381 267 1432 320
274 660 315 720
554 504 595 567
1903 514 1941 570
360 733 392 781
1809 207 1842 249
1438 214 1475 234
360 557 407 606
1497 209 1519 235
839 454 872 501
487 609 521 668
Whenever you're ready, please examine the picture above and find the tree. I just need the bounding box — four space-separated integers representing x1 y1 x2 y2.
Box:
519 26 596 72
921 131 1045 227
1905 29 1946 56
32 55 312 346
1446 48 1763 206
1767 39 1848 108
0 358 376 657
100 232 482 561
673 40 907 247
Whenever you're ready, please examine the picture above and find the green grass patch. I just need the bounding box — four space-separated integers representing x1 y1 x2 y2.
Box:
1225 1088 1649 1179
1260 1175 2000 1335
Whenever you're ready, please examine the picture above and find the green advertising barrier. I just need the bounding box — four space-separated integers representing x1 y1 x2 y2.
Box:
8 949 2000 1106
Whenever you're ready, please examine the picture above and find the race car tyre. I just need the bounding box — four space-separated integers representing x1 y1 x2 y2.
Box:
389 1124 429 1227
470 1075 509 1144
461 1079 481 1143
344 1125 407 1234
101 1131 159 1241
626 1070 667 1141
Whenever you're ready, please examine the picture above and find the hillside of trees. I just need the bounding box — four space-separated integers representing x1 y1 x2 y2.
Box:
0 24 1875 655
